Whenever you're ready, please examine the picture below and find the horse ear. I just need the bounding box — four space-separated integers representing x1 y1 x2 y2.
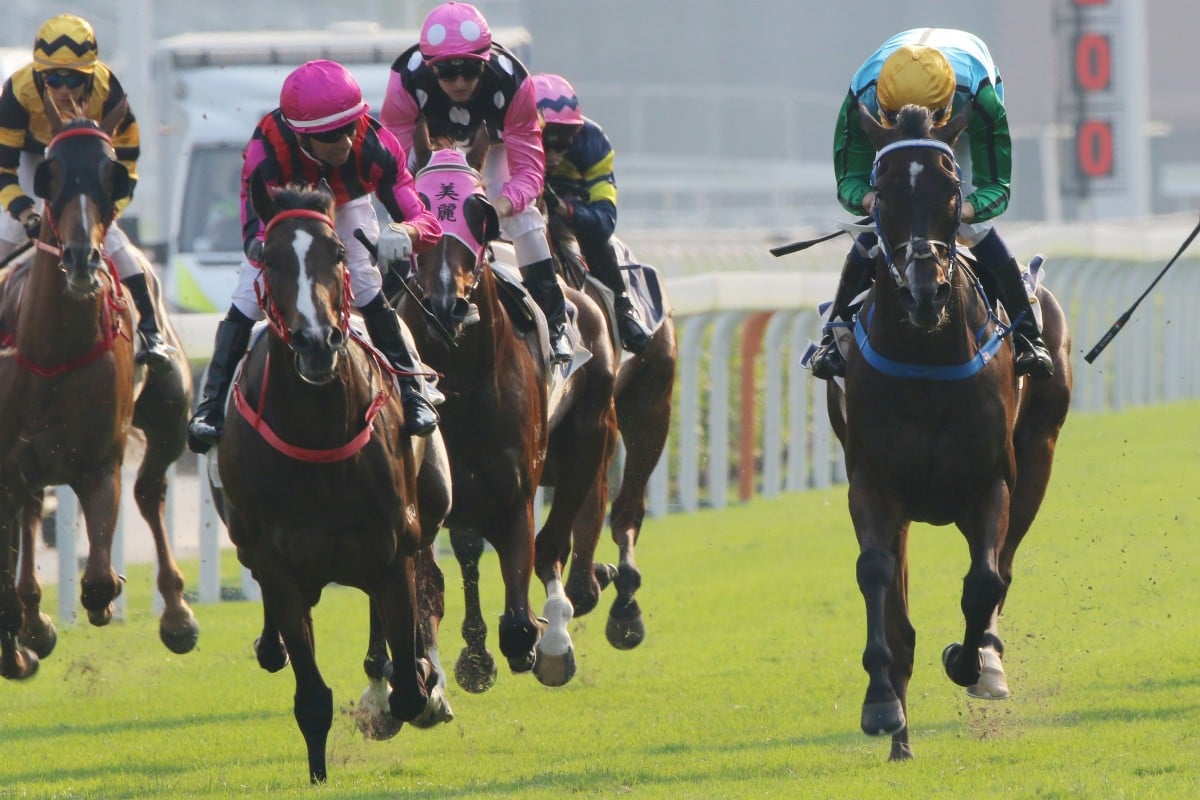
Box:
936 101 972 147
412 119 432 172
249 168 277 223
315 178 337 213
858 102 893 151
463 194 500 243
99 98 129 137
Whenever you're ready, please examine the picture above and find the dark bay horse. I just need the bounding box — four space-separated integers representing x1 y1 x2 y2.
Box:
402 142 616 691
827 104 1072 760
212 179 452 782
0 109 197 680
547 217 677 649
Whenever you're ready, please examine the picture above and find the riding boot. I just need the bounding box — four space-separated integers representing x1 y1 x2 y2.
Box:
521 258 573 364
587 240 650 355
122 272 176 373
987 257 1054 379
811 246 876 380
186 309 254 454
361 294 438 438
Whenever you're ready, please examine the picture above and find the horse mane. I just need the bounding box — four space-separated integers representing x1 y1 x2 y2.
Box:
893 105 934 139
271 183 335 216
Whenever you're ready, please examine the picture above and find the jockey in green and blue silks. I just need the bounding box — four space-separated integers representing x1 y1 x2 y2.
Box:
811 28 1053 382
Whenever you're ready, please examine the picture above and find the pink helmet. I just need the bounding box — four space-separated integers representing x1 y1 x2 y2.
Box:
532 74 584 127
420 2 492 64
279 60 369 134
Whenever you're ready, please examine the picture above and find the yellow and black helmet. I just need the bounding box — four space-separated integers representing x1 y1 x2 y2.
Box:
876 45 956 126
33 14 99 74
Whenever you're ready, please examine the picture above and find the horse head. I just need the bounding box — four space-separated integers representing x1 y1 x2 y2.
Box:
32 100 131 296
248 172 349 384
859 102 971 330
410 148 500 342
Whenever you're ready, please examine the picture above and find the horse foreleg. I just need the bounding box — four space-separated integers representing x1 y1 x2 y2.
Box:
356 598 404 740
259 570 331 784
490 506 541 677
450 529 498 692
409 544 453 727
254 594 289 672
74 470 123 626
133 464 199 654
566 463 608 618
0 513 39 680
17 493 56 659
944 484 1010 698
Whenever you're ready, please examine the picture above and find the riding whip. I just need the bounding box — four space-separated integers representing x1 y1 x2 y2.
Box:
770 216 872 257
1084 214 1200 364
0 240 34 269
353 228 457 349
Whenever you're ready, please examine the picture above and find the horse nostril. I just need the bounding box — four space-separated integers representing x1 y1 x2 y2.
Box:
88 248 102 269
935 282 951 304
326 327 345 350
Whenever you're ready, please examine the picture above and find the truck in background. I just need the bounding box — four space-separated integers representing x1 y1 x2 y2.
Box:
142 23 531 313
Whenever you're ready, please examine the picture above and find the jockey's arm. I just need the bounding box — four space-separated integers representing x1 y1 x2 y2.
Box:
961 83 1012 222
0 79 34 221
497 79 544 216
372 124 441 254
833 91 877 215
380 69 419 162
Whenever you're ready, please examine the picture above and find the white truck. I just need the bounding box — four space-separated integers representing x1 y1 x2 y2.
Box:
141 23 531 313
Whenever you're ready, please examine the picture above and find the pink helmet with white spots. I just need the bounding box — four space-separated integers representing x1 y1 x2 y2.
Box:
280 60 369 134
532 74 584 127
420 2 492 64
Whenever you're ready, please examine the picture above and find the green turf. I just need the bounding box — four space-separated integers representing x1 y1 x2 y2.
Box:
0 401 1197 799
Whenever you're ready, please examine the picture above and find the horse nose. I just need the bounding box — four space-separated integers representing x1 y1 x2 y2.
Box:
325 326 345 351
61 245 103 288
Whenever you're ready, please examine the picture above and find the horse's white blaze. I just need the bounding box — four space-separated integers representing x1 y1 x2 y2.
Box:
290 229 319 327
538 577 574 657
909 160 924 189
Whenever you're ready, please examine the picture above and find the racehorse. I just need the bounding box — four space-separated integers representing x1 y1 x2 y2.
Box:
403 134 616 691
546 215 677 649
212 177 452 782
0 106 198 681
826 104 1072 760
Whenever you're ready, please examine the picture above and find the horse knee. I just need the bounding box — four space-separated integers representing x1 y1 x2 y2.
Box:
857 549 895 595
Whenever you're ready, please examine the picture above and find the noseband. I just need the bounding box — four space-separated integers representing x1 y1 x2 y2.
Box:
870 138 963 286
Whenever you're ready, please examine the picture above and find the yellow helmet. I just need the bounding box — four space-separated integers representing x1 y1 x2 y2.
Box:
876 45 956 126
33 14 99 74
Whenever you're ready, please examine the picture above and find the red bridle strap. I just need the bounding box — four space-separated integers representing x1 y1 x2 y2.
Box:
231 350 392 463
46 126 113 149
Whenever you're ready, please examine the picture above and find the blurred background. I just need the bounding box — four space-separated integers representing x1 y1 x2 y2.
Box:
2 0 1194 235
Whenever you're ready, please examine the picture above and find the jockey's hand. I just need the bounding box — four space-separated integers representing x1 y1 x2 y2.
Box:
961 201 976 223
543 186 572 219
861 192 876 216
20 210 41 240
377 223 413 266
493 196 514 218
246 238 264 265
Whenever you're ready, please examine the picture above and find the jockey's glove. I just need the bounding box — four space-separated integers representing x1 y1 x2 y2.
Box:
377 223 413 266
543 186 572 219
246 238 264 265
22 212 41 240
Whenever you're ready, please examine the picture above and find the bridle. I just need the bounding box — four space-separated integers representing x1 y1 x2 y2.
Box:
869 138 963 287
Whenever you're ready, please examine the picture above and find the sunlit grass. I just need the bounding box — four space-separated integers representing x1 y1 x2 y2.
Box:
0 402 1197 798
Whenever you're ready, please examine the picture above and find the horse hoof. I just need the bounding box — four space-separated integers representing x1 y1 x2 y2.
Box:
86 606 113 627
2 647 39 681
356 681 403 741
942 642 981 688
408 685 454 729
861 699 905 736
533 645 576 687
254 635 289 673
606 609 645 650
594 563 618 590
19 615 57 659
160 616 200 655
966 646 1010 700
454 648 498 693
889 742 915 761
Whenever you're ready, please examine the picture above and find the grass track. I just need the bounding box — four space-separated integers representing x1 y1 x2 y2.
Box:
0 402 1197 799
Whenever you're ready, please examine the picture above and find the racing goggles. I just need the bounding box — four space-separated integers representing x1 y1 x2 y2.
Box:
432 59 485 82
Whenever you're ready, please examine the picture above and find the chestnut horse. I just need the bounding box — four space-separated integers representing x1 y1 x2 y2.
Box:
827 104 1072 760
0 110 197 681
402 141 616 691
547 217 677 649
212 179 452 782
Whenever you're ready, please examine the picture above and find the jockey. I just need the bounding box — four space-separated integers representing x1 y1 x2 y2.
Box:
532 73 649 355
0 13 174 371
381 1 572 365
186 59 443 454
812 28 1054 381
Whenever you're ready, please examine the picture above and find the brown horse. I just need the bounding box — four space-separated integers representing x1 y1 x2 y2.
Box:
403 140 616 691
212 179 452 782
0 109 197 680
547 217 677 649
827 104 1072 760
